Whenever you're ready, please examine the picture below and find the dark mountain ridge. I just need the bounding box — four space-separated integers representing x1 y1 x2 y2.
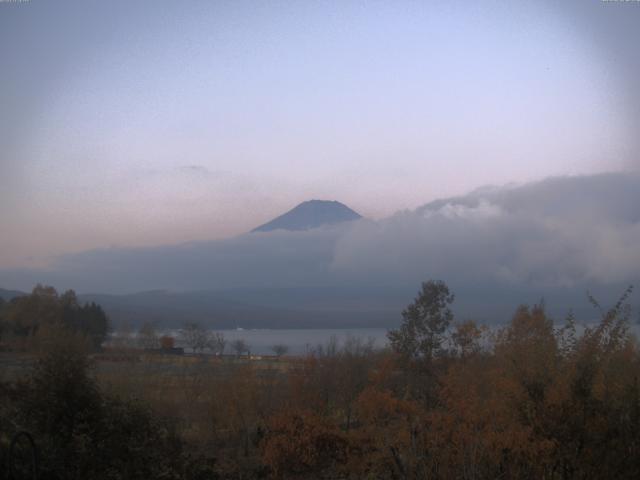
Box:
252 200 362 232
0 288 26 301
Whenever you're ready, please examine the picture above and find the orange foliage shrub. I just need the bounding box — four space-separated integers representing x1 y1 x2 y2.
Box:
261 409 348 478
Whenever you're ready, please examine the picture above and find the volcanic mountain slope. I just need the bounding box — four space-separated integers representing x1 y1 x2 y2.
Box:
252 200 362 232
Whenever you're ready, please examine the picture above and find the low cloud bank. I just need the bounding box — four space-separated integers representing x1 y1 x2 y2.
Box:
1 172 638 321
331 172 640 289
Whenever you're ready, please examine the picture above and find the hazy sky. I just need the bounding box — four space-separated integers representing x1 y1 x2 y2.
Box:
1 0 639 268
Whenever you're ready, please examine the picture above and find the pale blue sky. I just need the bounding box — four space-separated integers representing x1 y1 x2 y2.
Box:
1 0 638 268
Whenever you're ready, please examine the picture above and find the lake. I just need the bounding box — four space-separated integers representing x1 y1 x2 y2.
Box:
144 319 640 356
169 328 391 355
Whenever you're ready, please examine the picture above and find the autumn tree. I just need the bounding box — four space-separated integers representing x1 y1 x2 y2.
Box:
347 385 426 478
333 336 377 430
4 285 61 341
1 285 109 351
494 303 558 406
387 280 454 361
542 286 640 478
450 319 485 358
261 409 348 478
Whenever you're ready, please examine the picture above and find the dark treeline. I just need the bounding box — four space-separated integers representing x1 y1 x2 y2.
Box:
0 284 109 351
1 281 639 479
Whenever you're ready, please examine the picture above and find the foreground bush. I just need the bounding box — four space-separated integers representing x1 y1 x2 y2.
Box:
1 328 185 480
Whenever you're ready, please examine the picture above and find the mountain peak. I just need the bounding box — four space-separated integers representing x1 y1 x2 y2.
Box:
252 200 362 232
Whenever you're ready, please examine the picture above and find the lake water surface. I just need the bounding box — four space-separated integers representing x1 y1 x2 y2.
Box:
176 328 391 355
157 320 640 356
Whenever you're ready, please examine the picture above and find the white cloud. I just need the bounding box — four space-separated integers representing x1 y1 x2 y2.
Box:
331 172 640 289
